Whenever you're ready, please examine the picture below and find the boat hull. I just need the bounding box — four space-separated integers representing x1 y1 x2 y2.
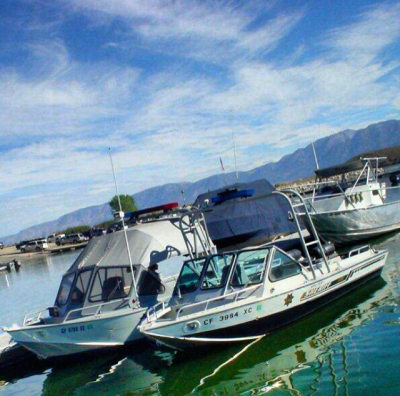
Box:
308 201 400 244
5 308 146 359
141 252 387 351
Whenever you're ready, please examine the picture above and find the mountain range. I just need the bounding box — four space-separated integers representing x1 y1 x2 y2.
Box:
2 119 400 244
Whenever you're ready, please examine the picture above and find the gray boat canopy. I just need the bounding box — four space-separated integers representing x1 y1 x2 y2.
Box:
66 218 201 274
314 159 365 179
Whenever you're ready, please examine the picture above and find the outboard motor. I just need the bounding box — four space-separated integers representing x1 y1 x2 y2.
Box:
311 242 335 259
48 306 60 317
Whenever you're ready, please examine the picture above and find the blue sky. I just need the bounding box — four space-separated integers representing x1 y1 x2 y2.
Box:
1 0 400 237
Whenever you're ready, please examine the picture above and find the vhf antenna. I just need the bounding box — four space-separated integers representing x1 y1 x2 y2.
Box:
232 131 239 183
108 147 138 303
308 131 320 170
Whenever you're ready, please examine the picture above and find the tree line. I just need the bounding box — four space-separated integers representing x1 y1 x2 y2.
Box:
54 195 137 236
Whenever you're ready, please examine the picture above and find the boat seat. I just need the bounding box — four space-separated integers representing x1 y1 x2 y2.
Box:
102 276 127 301
231 264 249 286
221 265 231 285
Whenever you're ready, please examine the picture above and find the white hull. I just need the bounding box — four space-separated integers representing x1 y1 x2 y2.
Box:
6 308 146 359
309 202 400 244
140 250 387 350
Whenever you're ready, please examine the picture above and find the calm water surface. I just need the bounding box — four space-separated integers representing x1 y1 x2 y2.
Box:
1 234 400 396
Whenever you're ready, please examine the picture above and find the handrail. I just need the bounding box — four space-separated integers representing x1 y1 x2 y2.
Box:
176 284 262 319
23 297 132 326
146 300 169 322
349 245 370 257
274 190 330 276
23 309 49 326
64 297 131 322
304 183 397 207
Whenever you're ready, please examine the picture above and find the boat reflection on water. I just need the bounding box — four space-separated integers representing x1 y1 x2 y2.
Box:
160 277 389 396
35 274 389 396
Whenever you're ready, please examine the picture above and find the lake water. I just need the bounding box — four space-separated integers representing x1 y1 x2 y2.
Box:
1 233 400 396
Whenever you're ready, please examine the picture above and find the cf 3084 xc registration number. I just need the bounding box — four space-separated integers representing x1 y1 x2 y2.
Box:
203 307 255 326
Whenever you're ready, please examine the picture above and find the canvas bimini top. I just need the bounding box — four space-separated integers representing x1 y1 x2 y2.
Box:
314 159 365 179
193 179 297 248
66 218 201 275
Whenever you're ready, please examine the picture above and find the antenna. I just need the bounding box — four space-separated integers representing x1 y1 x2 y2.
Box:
181 188 186 206
232 131 239 183
108 147 138 303
219 157 228 186
308 131 320 170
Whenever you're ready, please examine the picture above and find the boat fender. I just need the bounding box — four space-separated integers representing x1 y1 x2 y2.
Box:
311 242 335 259
287 249 302 261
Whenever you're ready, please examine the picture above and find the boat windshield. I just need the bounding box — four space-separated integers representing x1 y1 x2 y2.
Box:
89 267 134 302
231 248 270 287
201 254 234 290
269 250 301 282
55 273 75 306
175 258 207 295
70 270 93 305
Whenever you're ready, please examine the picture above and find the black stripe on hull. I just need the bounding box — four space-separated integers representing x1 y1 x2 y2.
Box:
179 268 383 345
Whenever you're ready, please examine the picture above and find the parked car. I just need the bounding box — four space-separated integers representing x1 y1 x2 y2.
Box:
0 242 3 249
57 233 89 246
82 230 92 240
106 223 127 234
20 240 48 253
90 228 105 237
16 240 30 250
47 233 65 243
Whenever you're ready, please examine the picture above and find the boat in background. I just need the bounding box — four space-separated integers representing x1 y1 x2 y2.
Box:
299 157 400 244
139 190 388 351
194 179 298 249
4 207 215 359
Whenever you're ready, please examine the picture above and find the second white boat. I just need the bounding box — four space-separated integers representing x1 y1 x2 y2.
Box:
139 191 388 351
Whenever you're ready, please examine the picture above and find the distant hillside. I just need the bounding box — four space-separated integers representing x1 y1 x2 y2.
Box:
2 119 400 244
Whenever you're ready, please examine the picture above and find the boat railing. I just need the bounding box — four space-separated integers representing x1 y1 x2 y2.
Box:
175 284 262 320
23 297 133 326
146 299 170 322
303 183 400 210
63 297 132 322
348 245 370 257
23 309 50 326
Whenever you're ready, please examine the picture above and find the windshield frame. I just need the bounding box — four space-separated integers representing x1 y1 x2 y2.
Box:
55 272 76 307
88 265 137 303
200 254 235 291
174 257 208 296
229 247 271 288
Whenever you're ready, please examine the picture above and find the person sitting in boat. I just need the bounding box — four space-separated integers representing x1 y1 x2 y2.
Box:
141 264 163 295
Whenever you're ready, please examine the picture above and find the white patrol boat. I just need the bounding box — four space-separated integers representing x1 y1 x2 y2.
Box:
139 191 388 351
4 207 215 359
300 157 400 244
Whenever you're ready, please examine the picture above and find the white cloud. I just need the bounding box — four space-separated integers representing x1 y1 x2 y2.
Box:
68 0 304 62
326 2 400 63
1 1 400 236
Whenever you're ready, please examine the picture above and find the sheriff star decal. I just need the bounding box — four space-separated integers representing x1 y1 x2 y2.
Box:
284 293 294 306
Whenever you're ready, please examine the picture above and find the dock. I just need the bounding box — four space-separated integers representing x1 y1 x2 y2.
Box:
47 242 88 254
0 333 36 369
0 242 88 262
